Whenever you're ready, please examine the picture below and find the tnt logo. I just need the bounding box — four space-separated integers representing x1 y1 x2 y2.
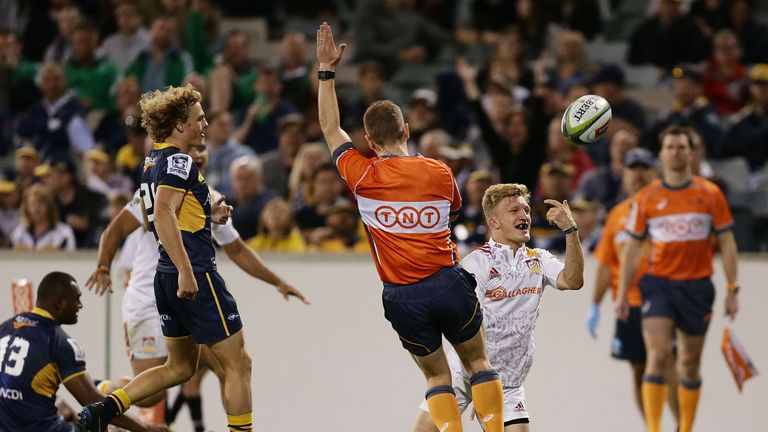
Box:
374 205 440 229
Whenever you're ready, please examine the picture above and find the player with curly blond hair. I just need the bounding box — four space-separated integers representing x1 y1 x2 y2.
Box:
79 84 255 432
412 183 585 431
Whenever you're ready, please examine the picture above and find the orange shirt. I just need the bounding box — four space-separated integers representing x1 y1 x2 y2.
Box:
593 198 648 307
334 143 461 284
626 177 733 281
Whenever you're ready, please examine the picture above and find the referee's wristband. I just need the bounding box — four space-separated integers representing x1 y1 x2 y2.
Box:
563 225 578 235
318 70 336 81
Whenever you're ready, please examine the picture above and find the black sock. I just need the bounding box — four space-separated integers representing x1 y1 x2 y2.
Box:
186 396 204 432
166 391 186 423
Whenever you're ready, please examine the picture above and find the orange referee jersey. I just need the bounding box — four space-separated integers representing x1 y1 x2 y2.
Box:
333 142 461 285
593 198 647 307
626 177 733 281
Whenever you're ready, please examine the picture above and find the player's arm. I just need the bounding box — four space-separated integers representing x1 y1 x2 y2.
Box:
222 237 310 304
545 199 584 290
616 236 642 321
64 373 166 432
154 186 197 298
587 263 611 338
717 229 739 319
316 22 352 153
85 208 142 296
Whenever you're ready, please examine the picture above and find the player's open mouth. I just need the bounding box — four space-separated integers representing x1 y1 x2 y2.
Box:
515 222 529 231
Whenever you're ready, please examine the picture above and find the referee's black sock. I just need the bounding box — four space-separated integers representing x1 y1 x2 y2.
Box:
166 391 186 423
186 396 204 432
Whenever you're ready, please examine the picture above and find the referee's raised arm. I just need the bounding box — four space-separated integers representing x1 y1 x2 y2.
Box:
316 22 352 153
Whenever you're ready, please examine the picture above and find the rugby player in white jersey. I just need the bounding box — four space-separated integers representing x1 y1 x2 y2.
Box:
84 144 308 429
413 183 584 431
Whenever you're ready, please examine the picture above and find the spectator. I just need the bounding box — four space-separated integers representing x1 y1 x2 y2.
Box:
728 0 768 65
344 60 387 130
35 158 107 248
649 66 724 157
407 88 439 148
15 63 94 161
576 129 641 210
458 59 547 188
125 14 194 92
314 201 368 253
546 115 595 187
0 29 40 148
8 146 40 189
0 179 21 247
453 170 493 255
559 0 603 40
246 197 307 252
208 29 257 114
353 0 450 73
728 64 768 171
261 113 306 197
230 155 279 240
627 0 710 71
64 22 120 111
590 64 647 131
205 110 254 197
94 78 142 155
277 32 312 108
569 199 602 253
43 5 82 63
287 142 331 210
97 1 149 74
701 30 748 116
115 114 149 186
296 163 345 239
515 0 559 60
468 0 518 45
477 29 535 95
689 0 730 37
235 67 300 154
10 183 76 251
418 128 451 159
531 161 573 252
540 30 590 94
83 149 133 196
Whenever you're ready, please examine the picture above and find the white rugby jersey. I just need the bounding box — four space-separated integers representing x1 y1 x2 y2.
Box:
457 238 565 387
121 188 240 325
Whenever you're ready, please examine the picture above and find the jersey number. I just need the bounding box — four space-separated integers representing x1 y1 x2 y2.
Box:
140 182 157 223
0 335 30 376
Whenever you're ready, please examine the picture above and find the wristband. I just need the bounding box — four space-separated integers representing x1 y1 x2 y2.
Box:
318 70 336 81
96 265 110 274
727 281 740 294
563 225 578 235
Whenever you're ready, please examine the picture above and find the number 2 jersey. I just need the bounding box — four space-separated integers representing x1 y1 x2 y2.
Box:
0 308 87 432
141 143 216 273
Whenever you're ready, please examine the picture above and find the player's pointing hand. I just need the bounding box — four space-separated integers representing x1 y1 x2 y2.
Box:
544 199 577 231
316 22 346 69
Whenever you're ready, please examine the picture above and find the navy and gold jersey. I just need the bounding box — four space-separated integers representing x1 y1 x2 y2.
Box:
140 142 216 273
0 308 87 432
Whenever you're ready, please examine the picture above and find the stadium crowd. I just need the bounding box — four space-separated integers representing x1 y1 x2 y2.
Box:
1 0 767 254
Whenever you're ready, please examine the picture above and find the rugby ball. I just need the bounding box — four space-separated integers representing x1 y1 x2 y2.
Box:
561 95 612 145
